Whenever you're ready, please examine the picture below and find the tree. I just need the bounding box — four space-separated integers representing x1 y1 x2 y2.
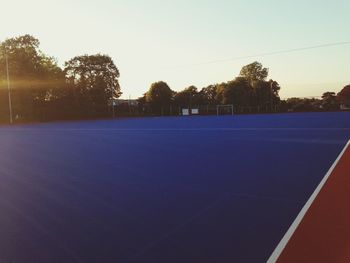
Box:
174 85 201 108
0 35 64 121
239 61 269 83
137 93 150 114
221 77 252 106
215 82 228 104
337 85 350 107
322 92 339 111
64 54 121 117
238 62 280 110
252 79 281 108
285 98 321 112
269 80 281 97
146 81 173 114
200 84 219 105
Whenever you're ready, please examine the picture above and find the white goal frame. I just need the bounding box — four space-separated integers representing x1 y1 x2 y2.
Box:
217 104 234 116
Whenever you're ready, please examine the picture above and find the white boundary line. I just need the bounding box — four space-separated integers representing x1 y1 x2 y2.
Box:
267 139 350 263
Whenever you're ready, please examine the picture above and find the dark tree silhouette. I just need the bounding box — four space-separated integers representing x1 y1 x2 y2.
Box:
239 61 269 83
174 86 201 108
0 35 64 121
200 84 219 105
222 77 253 106
337 85 350 107
0 34 346 122
214 62 280 111
146 81 174 114
64 54 121 117
322 92 339 110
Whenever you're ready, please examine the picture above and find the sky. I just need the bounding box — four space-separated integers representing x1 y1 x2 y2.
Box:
0 0 349 99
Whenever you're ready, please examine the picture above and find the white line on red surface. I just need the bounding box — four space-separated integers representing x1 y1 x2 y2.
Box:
267 139 350 263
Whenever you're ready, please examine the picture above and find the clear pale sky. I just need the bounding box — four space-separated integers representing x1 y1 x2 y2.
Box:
1 0 349 99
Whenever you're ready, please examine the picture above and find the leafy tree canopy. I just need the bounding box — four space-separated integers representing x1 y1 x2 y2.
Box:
64 54 121 98
174 85 201 107
239 61 269 83
200 84 219 105
0 35 64 120
0 35 62 82
146 81 173 105
337 85 350 106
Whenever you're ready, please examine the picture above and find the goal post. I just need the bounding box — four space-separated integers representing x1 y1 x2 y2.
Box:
217 104 234 116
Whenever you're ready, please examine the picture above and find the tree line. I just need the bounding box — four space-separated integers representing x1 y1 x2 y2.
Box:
282 89 350 112
138 64 350 115
0 35 121 123
138 62 281 115
1 35 349 124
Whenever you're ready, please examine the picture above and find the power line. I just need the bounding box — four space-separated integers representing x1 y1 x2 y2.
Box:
181 40 350 67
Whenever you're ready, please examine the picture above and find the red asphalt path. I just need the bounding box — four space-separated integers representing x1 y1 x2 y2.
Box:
269 140 350 263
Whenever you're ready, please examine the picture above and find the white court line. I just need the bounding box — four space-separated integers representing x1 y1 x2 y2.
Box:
1 128 350 132
267 139 350 263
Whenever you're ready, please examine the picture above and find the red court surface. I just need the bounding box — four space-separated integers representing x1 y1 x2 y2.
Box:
269 140 350 263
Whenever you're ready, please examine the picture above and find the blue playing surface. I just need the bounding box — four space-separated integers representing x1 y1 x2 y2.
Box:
0 112 349 263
